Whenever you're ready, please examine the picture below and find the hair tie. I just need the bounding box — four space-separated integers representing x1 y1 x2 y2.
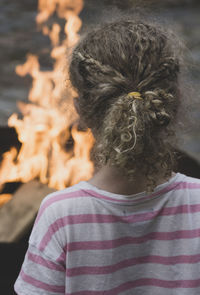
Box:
128 92 142 100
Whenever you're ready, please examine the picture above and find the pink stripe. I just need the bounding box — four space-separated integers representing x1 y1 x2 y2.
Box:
27 251 65 272
65 229 200 252
36 190 88 223
65 278 200 294
66 254 200 276
57 252 66 264
20 270 65 293
84 182 180 204
85 182 200 205
36 181 200 223
39 203 200 251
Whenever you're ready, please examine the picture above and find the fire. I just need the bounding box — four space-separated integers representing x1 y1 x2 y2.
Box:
0 0 94 205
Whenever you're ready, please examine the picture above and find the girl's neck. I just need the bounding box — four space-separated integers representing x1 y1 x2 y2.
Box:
88 165 175 195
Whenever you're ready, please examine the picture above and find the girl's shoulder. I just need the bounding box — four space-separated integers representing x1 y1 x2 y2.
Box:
177 173 200 185
37 181 91 220
30 182 90 247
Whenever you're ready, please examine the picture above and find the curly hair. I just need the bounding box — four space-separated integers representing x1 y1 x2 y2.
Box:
69 19 182 191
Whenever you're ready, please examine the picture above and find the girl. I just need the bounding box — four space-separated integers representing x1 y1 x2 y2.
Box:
15 19 200 295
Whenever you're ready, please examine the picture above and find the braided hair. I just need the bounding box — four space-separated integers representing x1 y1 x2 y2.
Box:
69 19 181 191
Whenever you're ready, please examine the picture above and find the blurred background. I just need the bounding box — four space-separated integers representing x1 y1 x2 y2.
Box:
0 0 200 157
0 0 200 294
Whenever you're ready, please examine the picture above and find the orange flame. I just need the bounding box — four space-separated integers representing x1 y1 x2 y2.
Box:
0 0 94 197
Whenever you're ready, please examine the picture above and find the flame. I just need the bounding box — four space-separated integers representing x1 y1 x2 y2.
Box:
0 0 95 199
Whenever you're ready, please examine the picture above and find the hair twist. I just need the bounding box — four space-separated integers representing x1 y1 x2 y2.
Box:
142 89 175 127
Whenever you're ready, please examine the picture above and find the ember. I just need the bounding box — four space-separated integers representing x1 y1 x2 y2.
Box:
0 0 94 205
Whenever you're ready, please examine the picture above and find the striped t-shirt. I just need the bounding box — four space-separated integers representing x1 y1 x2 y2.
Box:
14 173 200 295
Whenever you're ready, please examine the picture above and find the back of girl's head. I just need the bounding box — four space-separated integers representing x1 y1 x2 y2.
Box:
69 18 182 191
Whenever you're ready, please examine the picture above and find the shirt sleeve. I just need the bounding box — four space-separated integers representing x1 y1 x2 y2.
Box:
14 194 66 295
